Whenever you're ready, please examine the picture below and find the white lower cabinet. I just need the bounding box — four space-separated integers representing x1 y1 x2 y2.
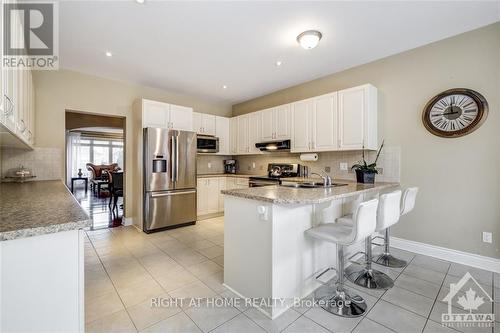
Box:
197 176 249 217
218 177 226 211
197 178 220 216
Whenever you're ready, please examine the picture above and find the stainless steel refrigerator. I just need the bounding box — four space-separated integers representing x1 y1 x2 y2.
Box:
143 127 197 233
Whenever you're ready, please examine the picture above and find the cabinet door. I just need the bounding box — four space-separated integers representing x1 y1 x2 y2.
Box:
218 177 226 212
169 104 193 131
229 117 238 154
248 112 262 154
338 86 366 149
142 100 169 128
291 99 312 153
197 178 206 216
237 115 249 154
261 108 274 141
202 114 216 136
215 116 230 155
275 104 291 140
206 178 220 214
312 93 338 151
192 112 203 133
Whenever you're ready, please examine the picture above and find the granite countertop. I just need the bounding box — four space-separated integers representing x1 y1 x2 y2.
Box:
0 180 91 241
221 181 399 204
197 173 254 178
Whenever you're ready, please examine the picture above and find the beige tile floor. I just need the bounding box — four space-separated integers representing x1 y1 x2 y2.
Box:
84 217 498 333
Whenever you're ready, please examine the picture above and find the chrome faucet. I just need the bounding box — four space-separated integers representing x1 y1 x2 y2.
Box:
311 172 332 187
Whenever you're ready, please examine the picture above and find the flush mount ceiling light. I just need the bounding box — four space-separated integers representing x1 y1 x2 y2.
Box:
105 51 112 57
135 0 145 4
275 60 282 67
296 30 322 49
222 85 227 89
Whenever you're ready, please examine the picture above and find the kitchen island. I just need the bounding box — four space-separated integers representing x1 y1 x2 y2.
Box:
221 181 397 319
0 180 91 332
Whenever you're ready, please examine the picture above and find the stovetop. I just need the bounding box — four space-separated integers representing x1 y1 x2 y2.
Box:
249 163 301 181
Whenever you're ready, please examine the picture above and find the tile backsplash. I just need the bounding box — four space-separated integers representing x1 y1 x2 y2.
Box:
234 146 401 182
1 147 63 181
196 155 232 175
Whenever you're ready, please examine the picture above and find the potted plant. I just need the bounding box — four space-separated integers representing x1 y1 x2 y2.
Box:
351 140 384 184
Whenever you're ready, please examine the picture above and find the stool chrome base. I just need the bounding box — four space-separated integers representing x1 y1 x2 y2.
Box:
373 253 407 268
315 285 367 318
345 266 394 290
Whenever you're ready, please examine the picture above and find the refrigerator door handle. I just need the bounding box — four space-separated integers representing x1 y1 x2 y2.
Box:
171 135 176 182
150 190 196 198
175 134 180 182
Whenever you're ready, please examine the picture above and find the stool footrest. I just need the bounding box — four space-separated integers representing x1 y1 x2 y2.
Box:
315 267 337 285
347 251 366 265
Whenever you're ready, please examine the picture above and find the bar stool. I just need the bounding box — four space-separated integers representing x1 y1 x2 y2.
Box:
305 198 379 317
346 190 402 289
374 187 419 268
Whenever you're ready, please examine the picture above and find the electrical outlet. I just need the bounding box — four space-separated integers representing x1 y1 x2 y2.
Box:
482 232 492 244
324 166 331 173
208 162 212 169
252 162 256 169
340 162 348 171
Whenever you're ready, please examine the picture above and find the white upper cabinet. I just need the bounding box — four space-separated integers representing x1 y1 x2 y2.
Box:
338 84 377 150
229 117 238 154
0 5 36 149
312 92 338 152
142 100 169 128
141 99 193 131
169 104 193 131
260 105 291 141
248 112 262 154
203 115 216 136
237 115 249 154
193 112 216 136
261 108 274 141
275 104 291 140
291 99 313 153
215 116 230 155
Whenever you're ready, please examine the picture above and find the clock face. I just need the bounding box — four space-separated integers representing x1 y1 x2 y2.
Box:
422 89 488 138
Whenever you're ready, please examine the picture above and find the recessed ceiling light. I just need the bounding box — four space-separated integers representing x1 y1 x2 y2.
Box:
297 30 322 49
135 0 145 4
222 85 227 89
275 60 282 67
105 51 112 57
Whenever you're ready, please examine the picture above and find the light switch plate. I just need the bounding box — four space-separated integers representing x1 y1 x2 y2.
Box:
208 162 212 169
483 232 492 243
252 162 256 169
340 162 348 171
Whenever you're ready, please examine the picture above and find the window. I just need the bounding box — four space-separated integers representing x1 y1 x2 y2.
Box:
70 137 124 177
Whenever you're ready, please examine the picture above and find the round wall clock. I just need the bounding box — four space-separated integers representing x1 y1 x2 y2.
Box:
422 88 488 138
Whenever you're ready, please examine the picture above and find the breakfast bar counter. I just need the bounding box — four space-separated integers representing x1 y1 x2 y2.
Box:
222 180 398 319
221 180 397 204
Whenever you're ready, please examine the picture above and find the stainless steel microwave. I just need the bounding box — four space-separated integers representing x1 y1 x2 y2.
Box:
197 135 219 153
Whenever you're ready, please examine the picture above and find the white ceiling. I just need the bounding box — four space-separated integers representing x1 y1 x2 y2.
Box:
59 1 500 104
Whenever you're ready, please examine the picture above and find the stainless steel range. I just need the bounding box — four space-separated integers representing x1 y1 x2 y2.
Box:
249 163 301 187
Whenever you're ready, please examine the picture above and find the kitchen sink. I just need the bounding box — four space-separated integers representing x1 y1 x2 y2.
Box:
280 181 348 189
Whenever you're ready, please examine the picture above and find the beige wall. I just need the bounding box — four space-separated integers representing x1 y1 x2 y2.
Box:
33 69 232 220
233 23 500 258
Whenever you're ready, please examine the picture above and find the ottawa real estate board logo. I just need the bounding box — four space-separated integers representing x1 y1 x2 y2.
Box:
3 1 58 70
441 272 495 329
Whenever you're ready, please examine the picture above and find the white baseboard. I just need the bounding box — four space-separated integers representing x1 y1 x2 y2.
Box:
390 236 500 273
122 217 133 226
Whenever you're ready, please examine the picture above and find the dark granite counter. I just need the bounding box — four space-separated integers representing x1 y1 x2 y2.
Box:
0 180 91 241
